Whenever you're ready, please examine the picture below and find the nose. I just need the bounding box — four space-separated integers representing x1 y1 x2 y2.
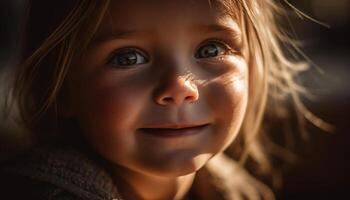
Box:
154 75 199 106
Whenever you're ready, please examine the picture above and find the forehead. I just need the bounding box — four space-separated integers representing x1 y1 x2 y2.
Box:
98 0 238 34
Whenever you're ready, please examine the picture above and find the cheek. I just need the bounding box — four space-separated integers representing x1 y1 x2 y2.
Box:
209 76 248 123
204 72 248 149
84 86 136 129
75 74 149 144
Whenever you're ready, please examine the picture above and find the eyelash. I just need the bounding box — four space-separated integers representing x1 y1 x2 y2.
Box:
194 39 237 59
106 39 237 68
107 47 149 68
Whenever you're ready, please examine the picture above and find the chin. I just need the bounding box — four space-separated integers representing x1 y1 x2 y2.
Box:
140 153 213 178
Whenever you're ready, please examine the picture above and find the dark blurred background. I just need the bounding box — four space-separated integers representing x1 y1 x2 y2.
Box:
0 0 349 199
277 0 350 199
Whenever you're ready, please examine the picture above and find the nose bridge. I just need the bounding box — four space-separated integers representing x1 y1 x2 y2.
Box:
154 45 191 82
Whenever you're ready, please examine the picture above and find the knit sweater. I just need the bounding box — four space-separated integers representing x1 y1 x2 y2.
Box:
0 141 226 200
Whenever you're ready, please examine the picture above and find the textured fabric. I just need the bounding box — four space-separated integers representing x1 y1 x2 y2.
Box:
0 142 227 200
0 143 123 200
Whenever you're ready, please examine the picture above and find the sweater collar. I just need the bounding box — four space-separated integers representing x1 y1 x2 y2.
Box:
3 143 123 200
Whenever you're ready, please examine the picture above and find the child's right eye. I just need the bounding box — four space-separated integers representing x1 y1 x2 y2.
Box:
107 48 149 68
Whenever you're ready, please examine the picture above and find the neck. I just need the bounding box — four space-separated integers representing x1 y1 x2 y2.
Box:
110 165 195 200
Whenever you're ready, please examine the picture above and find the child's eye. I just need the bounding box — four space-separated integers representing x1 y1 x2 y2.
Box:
195 40 233 59
108 48 149 68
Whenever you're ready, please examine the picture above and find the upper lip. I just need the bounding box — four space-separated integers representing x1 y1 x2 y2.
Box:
139 123 209 130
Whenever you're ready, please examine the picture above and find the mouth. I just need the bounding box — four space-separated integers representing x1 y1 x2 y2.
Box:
138 124 210 138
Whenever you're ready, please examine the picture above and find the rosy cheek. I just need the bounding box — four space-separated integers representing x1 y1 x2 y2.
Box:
76 85 138 154
224 56 249 106
81 85 136 131
202 58 248 129
209 79 246 111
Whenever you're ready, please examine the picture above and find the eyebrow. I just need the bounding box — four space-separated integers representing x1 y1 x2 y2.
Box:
92 24 242 44
92 29 150 44
194 24 242 38
194 24 243 46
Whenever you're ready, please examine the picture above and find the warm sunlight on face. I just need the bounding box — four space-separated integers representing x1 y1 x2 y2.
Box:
67 0 248 178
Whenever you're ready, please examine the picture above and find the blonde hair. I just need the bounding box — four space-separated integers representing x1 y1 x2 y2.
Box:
6 0 331 199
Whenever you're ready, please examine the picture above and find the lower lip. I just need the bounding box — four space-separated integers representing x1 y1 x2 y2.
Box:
138 124 209 138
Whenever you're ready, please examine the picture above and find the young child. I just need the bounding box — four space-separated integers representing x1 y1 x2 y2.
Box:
0 0 329 199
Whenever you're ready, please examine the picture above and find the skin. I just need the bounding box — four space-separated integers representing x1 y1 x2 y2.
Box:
66 0 249 199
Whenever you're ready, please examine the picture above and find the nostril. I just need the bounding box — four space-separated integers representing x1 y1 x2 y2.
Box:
162 97 173 103
185 96 195 102
161 96 194 104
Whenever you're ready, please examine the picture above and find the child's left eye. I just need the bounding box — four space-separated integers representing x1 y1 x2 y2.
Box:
195 41 233 59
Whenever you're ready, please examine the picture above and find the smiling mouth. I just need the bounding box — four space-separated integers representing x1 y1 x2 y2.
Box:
138 124 209 138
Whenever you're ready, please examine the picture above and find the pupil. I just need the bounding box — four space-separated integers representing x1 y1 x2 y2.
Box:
118 52 137 65
202 45 218 57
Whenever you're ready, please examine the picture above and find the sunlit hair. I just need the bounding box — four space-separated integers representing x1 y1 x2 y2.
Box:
6 0 331 199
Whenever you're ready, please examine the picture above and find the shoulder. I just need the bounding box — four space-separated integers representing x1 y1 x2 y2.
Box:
0 143 122 200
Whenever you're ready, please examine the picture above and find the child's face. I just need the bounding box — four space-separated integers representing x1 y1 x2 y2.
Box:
67 0 248 177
